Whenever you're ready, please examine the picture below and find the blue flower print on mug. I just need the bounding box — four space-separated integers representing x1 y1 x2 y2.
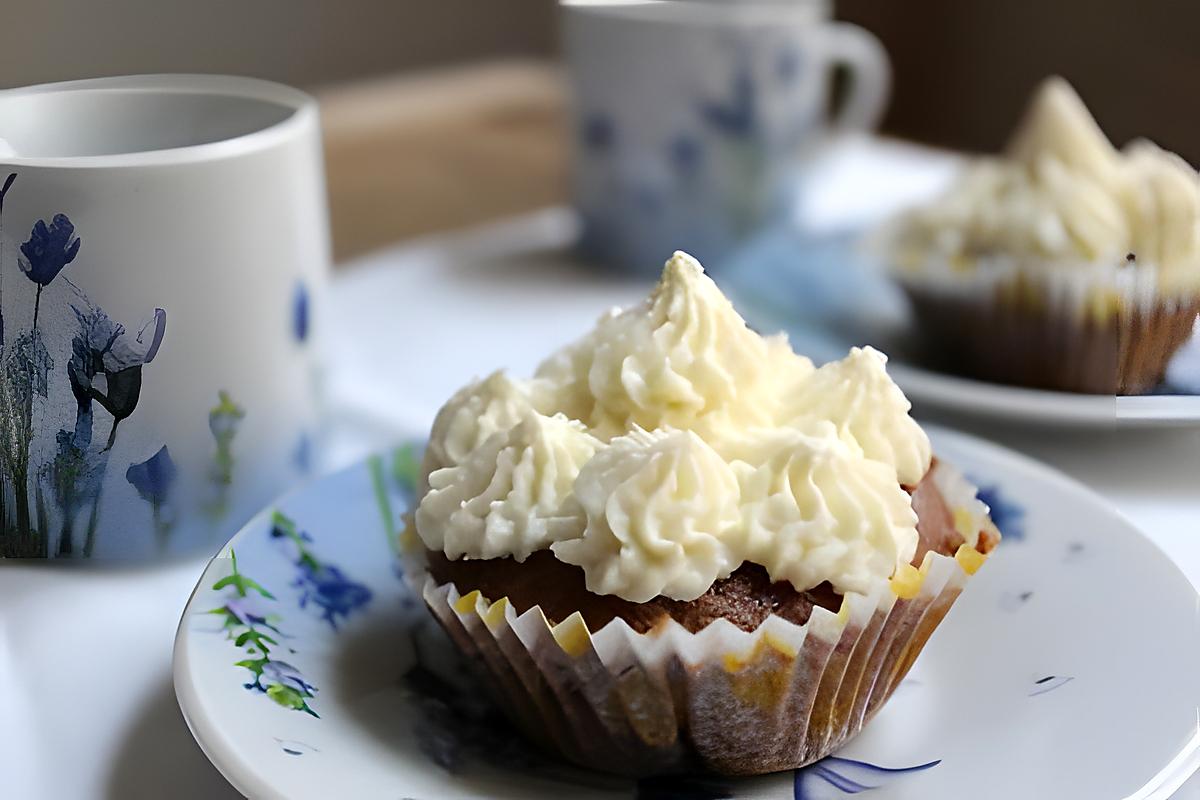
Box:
0 181 172 558
126 445 178 549
19 213 80 288
292 280 310 343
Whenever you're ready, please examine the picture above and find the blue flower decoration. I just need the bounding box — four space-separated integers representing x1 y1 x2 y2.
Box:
777 48 802 83
794 756 940 798
699 66 758 139
292 281 310 343
19 213 80 286
270 511 372 629
974 483 1026 541
294 561 372 629
668 134 703 177
125 445 177 506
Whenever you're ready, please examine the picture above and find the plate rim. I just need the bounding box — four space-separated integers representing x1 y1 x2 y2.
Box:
172 425 1200 799
892 363 1200 429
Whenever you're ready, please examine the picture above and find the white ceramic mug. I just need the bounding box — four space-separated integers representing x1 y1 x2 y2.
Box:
562 0 890 271
0 75 330 559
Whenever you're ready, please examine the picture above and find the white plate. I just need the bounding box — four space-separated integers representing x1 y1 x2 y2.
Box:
173 428 1200 799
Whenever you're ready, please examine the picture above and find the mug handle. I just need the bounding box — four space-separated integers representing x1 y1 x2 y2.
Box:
818 22 892 132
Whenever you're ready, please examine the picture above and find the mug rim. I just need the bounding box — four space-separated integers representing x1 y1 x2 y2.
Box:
560 0 831 26
0 73 317 169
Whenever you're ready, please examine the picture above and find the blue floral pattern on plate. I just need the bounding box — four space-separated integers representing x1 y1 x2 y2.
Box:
180 430 1156 799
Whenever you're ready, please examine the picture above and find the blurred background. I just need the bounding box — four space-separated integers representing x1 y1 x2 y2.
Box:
5 0 1197 262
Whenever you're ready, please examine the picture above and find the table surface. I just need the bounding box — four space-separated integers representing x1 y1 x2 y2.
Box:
3 138 1198 799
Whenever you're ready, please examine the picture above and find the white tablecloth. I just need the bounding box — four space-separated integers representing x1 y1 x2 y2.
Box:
3 140 1198 799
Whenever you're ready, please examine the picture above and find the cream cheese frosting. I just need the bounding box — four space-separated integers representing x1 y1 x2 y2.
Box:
895 77 1200 293
416 252 934 601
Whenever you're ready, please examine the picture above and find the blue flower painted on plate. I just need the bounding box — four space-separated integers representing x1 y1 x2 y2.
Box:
292 280 310 343
206 549 320 717
270 510 372 629
793 757 941 799
973 482 1026 541
19 213 80 287
1029 675 1074 697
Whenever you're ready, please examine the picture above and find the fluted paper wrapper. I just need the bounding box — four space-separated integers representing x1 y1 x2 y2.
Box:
410 465 994 777
891 254 1200 394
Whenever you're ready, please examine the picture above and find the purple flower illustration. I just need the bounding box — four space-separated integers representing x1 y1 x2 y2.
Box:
19 214 80 288
207 550 320 716
262 660 317 696
224 595 274 628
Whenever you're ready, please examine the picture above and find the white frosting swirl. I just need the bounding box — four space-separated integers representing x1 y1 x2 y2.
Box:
417 252 934 601
783 347 931 486
416 411 600 562
420 371 534 486
550 428 742 602
896 77 1200 292
729 424 919 596
533 252 790 440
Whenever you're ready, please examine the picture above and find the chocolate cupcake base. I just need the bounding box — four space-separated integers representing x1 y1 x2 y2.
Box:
410 461 998 777
903 285 1200 395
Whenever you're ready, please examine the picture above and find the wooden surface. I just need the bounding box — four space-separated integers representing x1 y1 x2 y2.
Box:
317 60 569 262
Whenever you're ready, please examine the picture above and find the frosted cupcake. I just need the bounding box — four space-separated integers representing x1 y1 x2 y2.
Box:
408 252 999 776
885 77 1200 394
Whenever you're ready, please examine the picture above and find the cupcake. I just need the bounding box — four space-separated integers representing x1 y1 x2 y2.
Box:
884 77 1200 394
407 252 999 776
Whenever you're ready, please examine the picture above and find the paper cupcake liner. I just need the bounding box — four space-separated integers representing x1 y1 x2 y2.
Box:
890 256 1199 394
410 464 994 777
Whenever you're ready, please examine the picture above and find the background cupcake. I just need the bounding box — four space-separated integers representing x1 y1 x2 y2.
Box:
884 77 1200 394
408 252 999 777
